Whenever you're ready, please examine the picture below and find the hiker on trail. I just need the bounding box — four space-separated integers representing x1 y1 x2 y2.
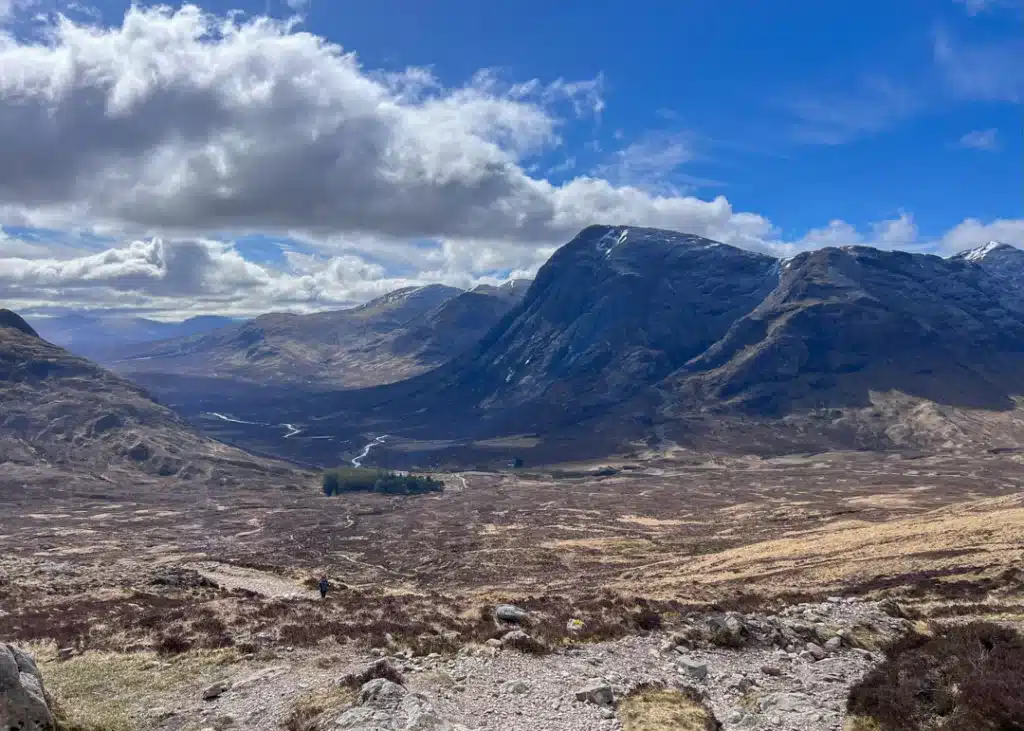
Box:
318 576 329 599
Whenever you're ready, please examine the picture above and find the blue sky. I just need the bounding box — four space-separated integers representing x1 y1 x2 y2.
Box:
258 0 1021 238
0 0 1020 317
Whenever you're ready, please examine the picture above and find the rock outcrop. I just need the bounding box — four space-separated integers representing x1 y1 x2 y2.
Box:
0 644 54 731
333 678 466 730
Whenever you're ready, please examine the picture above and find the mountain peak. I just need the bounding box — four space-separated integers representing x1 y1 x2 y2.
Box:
953 241 1019 263
0 309 39 338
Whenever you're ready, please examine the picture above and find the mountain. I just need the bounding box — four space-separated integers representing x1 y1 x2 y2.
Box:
951 241 1024 302
382 279 532 367
179 228 1024 467
671 244 1024 412
0 308 293 482
30 313 239 359
111 281 528 389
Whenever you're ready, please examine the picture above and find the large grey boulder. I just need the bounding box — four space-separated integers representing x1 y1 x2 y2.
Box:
0 643 55 731
574 678 615 707
333 678 466 730
494 605 529 623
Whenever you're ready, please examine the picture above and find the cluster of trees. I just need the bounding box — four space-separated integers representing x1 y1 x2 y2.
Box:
322 466 444 496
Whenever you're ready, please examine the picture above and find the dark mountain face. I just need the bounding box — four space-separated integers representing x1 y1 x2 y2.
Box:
951 241 1024 303
384 281 530 364
0 309 39 338
436 226 780 420
667 245 1024 417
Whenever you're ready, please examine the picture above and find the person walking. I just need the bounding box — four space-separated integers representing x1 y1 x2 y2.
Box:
318 575 329 599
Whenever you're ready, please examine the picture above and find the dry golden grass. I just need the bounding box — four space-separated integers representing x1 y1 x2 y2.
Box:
616 515 694 527
618 689 719 731
542 537 654 551
33 644 242 731
634 496 1024 597
844 717 883 731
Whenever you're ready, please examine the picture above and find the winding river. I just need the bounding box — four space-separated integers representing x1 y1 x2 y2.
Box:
352 435 388 467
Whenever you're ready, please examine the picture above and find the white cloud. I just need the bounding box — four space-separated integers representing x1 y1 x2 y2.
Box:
938 218 1024 254
958 128 1001 151
871 213 919 247
0 5 1020 319
934 28 1024 103
0 4 726 247
954 0 1024 14
788 78 924 145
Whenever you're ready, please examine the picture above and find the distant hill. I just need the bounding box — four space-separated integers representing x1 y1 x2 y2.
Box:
112 281 530 388
30 313 238 359
0 309 294 482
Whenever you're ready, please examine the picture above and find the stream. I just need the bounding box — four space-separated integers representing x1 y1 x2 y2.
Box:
352 435 388 467
208 412 303 438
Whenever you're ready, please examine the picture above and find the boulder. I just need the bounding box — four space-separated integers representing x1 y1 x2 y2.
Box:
678 659 708 681
0 643 55 731
806 642 827 661
202 680 231 700
574 679 615 707
335 678 466 730
499 630 546 654
502 680 530 695
494 604 529 623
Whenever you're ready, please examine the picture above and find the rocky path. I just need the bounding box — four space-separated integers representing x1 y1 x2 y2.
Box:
184 561 315 599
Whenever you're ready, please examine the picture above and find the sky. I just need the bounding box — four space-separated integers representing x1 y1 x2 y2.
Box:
0 0 1021 319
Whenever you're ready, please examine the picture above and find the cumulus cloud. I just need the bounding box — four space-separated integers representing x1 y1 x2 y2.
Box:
0 5 1021 319
795 214 920 250
938 219 1024 254
0 234 558 318
0 4 760 246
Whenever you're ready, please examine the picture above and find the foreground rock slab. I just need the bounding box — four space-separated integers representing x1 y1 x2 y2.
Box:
333 678 467 730
0 643 55 731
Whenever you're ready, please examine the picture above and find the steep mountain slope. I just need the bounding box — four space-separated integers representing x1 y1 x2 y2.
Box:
110 284 463 386
382 279 532 365
0 309 293 481
112 229 1024 466
670 245 1024 412
31 313 238 358
430 226 780 420
221 226 783 452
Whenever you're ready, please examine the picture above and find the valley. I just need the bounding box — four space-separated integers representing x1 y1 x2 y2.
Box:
4 228 1024 731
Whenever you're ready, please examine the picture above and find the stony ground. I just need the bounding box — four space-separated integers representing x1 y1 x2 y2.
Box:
27 598 910 731
5 451 1024 730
